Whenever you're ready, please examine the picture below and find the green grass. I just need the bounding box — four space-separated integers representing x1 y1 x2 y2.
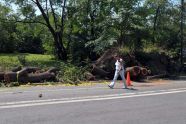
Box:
0 53 56 71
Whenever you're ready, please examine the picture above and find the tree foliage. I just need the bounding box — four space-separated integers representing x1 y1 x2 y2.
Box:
0 0 184 61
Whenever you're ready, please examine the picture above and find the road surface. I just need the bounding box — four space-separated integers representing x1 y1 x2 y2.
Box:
0 80 186 124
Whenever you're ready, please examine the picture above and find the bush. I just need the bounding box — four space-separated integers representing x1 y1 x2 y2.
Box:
17 36 44 54
0 31 17 53
17 55 27 66
52 61 87 84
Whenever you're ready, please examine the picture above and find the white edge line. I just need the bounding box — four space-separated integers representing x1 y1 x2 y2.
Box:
0 92 136 106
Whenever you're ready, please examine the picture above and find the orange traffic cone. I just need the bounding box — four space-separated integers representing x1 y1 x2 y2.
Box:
126 72 132 86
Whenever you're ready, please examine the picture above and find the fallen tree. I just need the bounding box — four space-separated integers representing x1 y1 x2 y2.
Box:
86 64 150 81
125 66 141 77
125 66 151 81
1 67 59 83
91 64 109 78
85 48 151 81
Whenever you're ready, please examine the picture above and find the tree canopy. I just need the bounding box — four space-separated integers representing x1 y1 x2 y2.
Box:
0 0 184 62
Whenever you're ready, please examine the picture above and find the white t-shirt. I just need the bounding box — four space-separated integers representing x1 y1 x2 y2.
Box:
115 59 124 70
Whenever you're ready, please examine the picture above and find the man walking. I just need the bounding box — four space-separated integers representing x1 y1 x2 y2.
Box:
108 55 128 89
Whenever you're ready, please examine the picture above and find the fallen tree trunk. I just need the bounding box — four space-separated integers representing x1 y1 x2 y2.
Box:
0 72 4 81
11 66 22 72
126 66 141 77
90 64 150 80
17 67 40 76
92 48 150 80
127 67 151 81
95 48 118 66
4 72 17 83
84 72 96 81
26 72 56 83
91 64 109 78
139 67 148 77
47 67 60 75
1 67 58 83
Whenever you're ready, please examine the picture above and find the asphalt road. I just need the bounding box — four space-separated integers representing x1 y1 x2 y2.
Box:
0 80 186 124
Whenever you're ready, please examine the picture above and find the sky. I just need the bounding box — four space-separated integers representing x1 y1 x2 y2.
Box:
0 0 182 15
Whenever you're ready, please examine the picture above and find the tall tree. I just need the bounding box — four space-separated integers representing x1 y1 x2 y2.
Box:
180 0 184 64
0 4 18 53
3 0 68 60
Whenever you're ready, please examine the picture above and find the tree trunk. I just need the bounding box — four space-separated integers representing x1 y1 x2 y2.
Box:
153 6 160 43
1 67 59 83
91 64 109 78
53 32 67 61
35 0 67 61
126 66 141 77
180 0 184 65
0 72 4 81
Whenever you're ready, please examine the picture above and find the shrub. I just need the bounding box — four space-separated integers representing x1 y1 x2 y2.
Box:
17 55 26 66
57 63 86 84
17 36 44 54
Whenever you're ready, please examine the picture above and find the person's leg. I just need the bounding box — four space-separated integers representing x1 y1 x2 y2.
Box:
109 70 119 88
120 70 127 88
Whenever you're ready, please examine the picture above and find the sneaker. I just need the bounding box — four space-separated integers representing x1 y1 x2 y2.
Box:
108 85 113 89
